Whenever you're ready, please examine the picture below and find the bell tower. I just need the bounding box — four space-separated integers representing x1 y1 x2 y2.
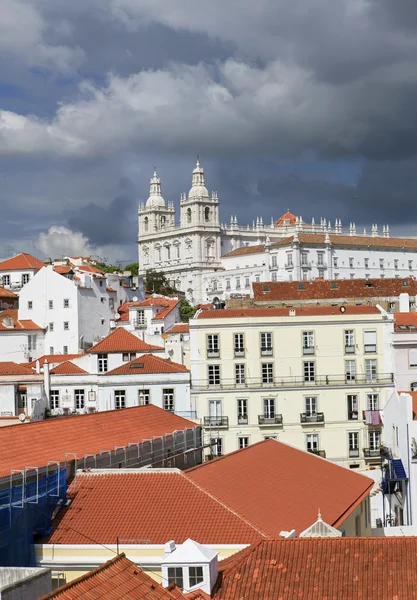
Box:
180 159 219 227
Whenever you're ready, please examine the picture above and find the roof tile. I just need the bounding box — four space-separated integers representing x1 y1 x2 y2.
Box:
196 306 380 319
0 362 34 375
50 361 89 375
106 354 189 376
88 328 164 353
0 253 45 271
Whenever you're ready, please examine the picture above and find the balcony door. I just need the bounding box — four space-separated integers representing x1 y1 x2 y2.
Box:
209 400 222 425
263 398 275 419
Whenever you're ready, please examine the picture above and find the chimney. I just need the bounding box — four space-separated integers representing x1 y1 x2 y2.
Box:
35 359 40 374
399 293 410 313
164 540 176 556
43 360 51 406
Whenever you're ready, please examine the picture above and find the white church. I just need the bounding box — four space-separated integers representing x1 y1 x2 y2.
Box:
138 160 417 304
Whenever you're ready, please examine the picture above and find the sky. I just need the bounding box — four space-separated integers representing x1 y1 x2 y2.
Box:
1 0 417 262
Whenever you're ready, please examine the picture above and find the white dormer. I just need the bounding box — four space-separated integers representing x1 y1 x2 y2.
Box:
299 511 342 538
161 538 218 595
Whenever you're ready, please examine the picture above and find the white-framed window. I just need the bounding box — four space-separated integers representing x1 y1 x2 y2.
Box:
114 390 126 409
226 279 231 290
234 333 244 356
235 278 241 289
333 257 338 268
50 390 60 409
347 395 358 420
349 257 354 268
63 346 68 354
63 321 69 330
302 331 314 355
262 363 273 384
163 389 175 411
304 361 315 382
345 360 356 381
264 435 277 440
367 393 379 410
27 335 37 351
365 359 377 383
63 298 70 308
271 255 277 268
211 437 223 456
98 353 108 373
379 258 384 269
207 334 220 357
49 322 54 332
237 399 248 423
306 433 319 452
394 259 399 270
260 332 273 355
271 272 277 282
136 310 145 325
138 389 150 405
317 253 324 266
364 330 377 353
318 269 324 278
208 365 220 386
263 397 275 418
255 275 260 283
344 330 355 352
409 260 413 270
409 349 417 367
411 382 417 392
123 352 136 362
48 300 53 309
235 363 246 385
368 430 381 450
287 253 293 267
168 568 183 590
238 437 249 449
189 566 204 588
75 389 85 410
301 252 308 266
305 396 317 415
245 277 250 288
27 301 33 310
49 346 54 354
349 432 359 453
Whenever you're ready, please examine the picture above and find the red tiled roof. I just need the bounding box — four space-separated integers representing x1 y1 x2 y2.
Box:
50 361 89 375
222 244 265 258
0 287 18 299
0 253 45 271
213 537 417 599
166 324 190 335
45 471 263 545
73 263 104 274
274 210 298 227
0 310 44 331
186 439 373 536
39 553 186 600
27 354 83 368
394 312 417 332
0 362 35 375
106 354 189 376
106 286 117 293
0 405 198 479
253 278 417 303
88 328 164 353
153 299 181 321
196 306 380 319
53 265 74 275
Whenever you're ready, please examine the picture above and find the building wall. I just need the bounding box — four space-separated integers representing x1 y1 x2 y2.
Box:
0 331 45 363
339 498 372 537
393 331 417 392
0 568 51 600
0 269 38 292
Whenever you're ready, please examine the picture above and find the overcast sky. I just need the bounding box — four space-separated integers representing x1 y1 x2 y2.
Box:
1 0 417 262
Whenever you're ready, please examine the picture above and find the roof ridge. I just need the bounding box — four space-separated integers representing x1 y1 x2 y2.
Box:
185 439 270 474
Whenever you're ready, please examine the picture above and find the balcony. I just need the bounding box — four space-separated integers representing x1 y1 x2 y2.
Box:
363 410 382 425
203 416 229 428
349 448 360 458
345 345 355 354
238 415 248 424
207 350 220 358
260 347 273 356
363 448 381 459
364 344 377 354
348 410 359 420
133 320 146 329
302 347 315 356
300 412 325 424
191 372 394 391
308 449 326 458
258 414 283 426
234 349 245 358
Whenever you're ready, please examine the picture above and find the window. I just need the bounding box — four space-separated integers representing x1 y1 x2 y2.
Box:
255 275 260 283
302 270 308 281
345 360 356 381
364 330 377 353
226 279 231 290
114 390 126 409
306 434 319 452
409 260 413 270
262 363 274 384
317 253 324 266
389 302 395 311
98 353 108 373
379 258 384 270
355 514 361 537
260 332 273 355
344 330 355 353
287 253 293 267
75 389 85 410
211 437 223 456
364 258 369 269
263 397 275 418
49 346 54 354
237 399 248 423
264 435 277 440
27 335 37 351
48 300 53 309
412 382 417 392
100 297 106 304
138 389 150 405
318 269 324 278
302 331 314 355
234 334 244 356
235 278 241 289
333 257 338 268
365 360 377 383
271 255 277 268
235 363 246 385
2 275 10 286
123 352 136 362
163 389 175 411
207 334 220 357
349 432 359 454
271 272 277 282
168 568 183 590
238 437 249 449
394 259 399 270
208 365 220 386
245 277 250 289
144 217 149 231
50 390 59 409
305 396 317 415
63 346 68 354
367 393 379 410
304 361 315 382
369 429 381 450
347 395 359 420
49 322 54 332
409 349 417 367
63 321 69 330
301 253 308 266
99 280 103 287
349 257 354 268
136 310 145 325
27 301 33 310
189 566 204 588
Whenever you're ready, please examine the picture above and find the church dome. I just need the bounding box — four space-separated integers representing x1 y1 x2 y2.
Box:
188 159 209 199
146 169 166 208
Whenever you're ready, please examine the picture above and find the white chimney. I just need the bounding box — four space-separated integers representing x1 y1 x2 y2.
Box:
399 293 410 313
164 540 176 556
43 360 51 406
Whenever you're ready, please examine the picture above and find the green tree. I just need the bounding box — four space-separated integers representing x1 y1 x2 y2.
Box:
144 269 177 295
124 262 139 276
97 263 120 273
179 297 196 322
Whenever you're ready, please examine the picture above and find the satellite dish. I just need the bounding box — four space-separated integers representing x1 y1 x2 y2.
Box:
168 349 174 357
19 413 26 422
114 313 121 320
340 306 346 313
132 296 138 302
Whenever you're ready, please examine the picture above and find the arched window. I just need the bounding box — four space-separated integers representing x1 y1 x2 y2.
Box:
143 246 149 264
187 208 192 224
160 216 166 228
156 246 161 262
174 243 180 259
166 245 171 260
144 217 149 232
205 207 210 222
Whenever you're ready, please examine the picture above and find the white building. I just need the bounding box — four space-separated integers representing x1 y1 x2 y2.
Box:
189 305 395 467
0 253 45 292
137 162 417 304
0 362 48 422
0 310 44 363
392 311 417 392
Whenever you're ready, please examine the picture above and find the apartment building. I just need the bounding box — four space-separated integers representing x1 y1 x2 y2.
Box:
0 253 45 291
189 306 395 467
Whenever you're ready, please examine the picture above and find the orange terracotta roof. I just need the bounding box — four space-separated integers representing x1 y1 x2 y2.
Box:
222 244 265 258
166 324 190 335
106 286 117 292
0 253 45 271
398 390 417 420
196 306 380 319
0 309 44 331
0 287 18 299
0 405 198 479
50 361 89 375
253 278 417 303
394 312 417 332
106 354 189 376
53 265 74 275
27 354 83 368
0 362 35 375
213 537 417 599
39 553 186 600
45 471 263 546
88 328 164 353
73 263 104 274
153 299 181 321
186 439 373 536
274 210 298 227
